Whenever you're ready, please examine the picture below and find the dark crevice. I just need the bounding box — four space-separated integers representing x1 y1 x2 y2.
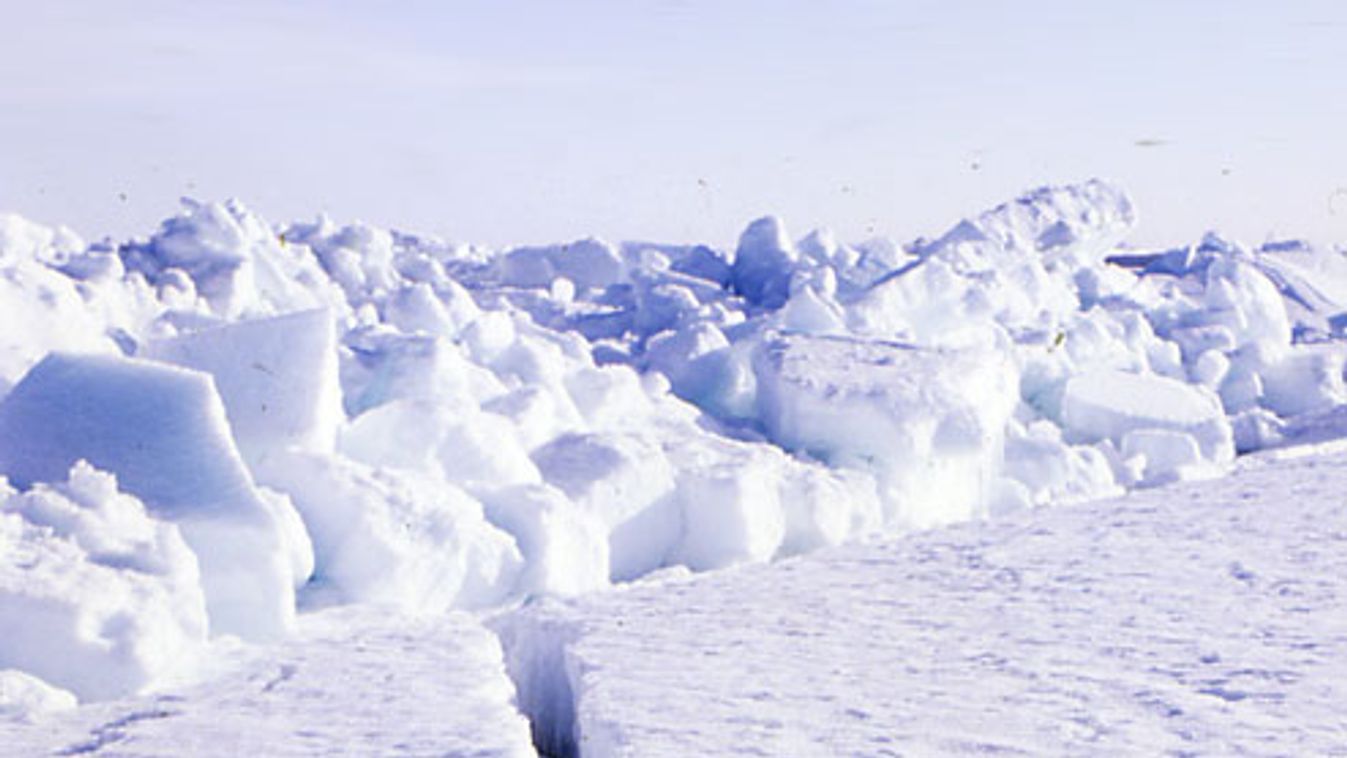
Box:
490 610 581 758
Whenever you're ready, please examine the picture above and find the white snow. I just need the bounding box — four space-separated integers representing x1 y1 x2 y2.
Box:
753 332 1017 526
1259 346 1347 417
254 450 523 613
0 462 207 701
730 216 800 309
1060 368 1234 477
0 670 77 722
0 218 117 391
142 308 343 466
479 484 610 598
2 179 1347 751
0 607 534 756
0 353 300 641
532 432 678 581
497 448 1347 756
668 439 784 571
127 199 342 319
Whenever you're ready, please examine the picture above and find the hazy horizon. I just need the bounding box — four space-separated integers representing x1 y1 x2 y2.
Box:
3 0 1346 250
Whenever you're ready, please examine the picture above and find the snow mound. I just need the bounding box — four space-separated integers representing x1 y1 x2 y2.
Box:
918 178 1135 269
0 353 302 640
0 462 206 701
254 450 523 613
1060 368 1233 484
731 216 800 309
122 199 342 319
0 670 77 722
754 332 1017 526
0 223 117 390
499 238 625 291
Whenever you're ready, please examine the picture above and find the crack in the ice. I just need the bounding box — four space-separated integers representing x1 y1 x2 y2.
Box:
490 613 581 758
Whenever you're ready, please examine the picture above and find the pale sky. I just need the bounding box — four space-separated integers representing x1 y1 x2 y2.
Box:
2 1 1346 250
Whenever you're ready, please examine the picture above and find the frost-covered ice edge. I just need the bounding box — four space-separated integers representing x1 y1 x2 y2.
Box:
2 179 1347 722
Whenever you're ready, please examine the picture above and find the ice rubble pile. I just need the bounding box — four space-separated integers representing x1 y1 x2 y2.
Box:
2 180 1347 706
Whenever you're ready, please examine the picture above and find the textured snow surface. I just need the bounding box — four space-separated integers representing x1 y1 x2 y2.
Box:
5 179 1347 743
0 607 534 756
499 448 1347 757
0 462 207 701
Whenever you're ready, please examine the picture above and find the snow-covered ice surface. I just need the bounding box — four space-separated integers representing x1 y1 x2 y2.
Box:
0 606 534 757
499 447 1347 756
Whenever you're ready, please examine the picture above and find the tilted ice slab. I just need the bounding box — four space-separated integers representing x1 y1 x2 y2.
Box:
498 448 1347 757
0 606 534 756
142 308 343 467
0 353 303 640
140 309 524 614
